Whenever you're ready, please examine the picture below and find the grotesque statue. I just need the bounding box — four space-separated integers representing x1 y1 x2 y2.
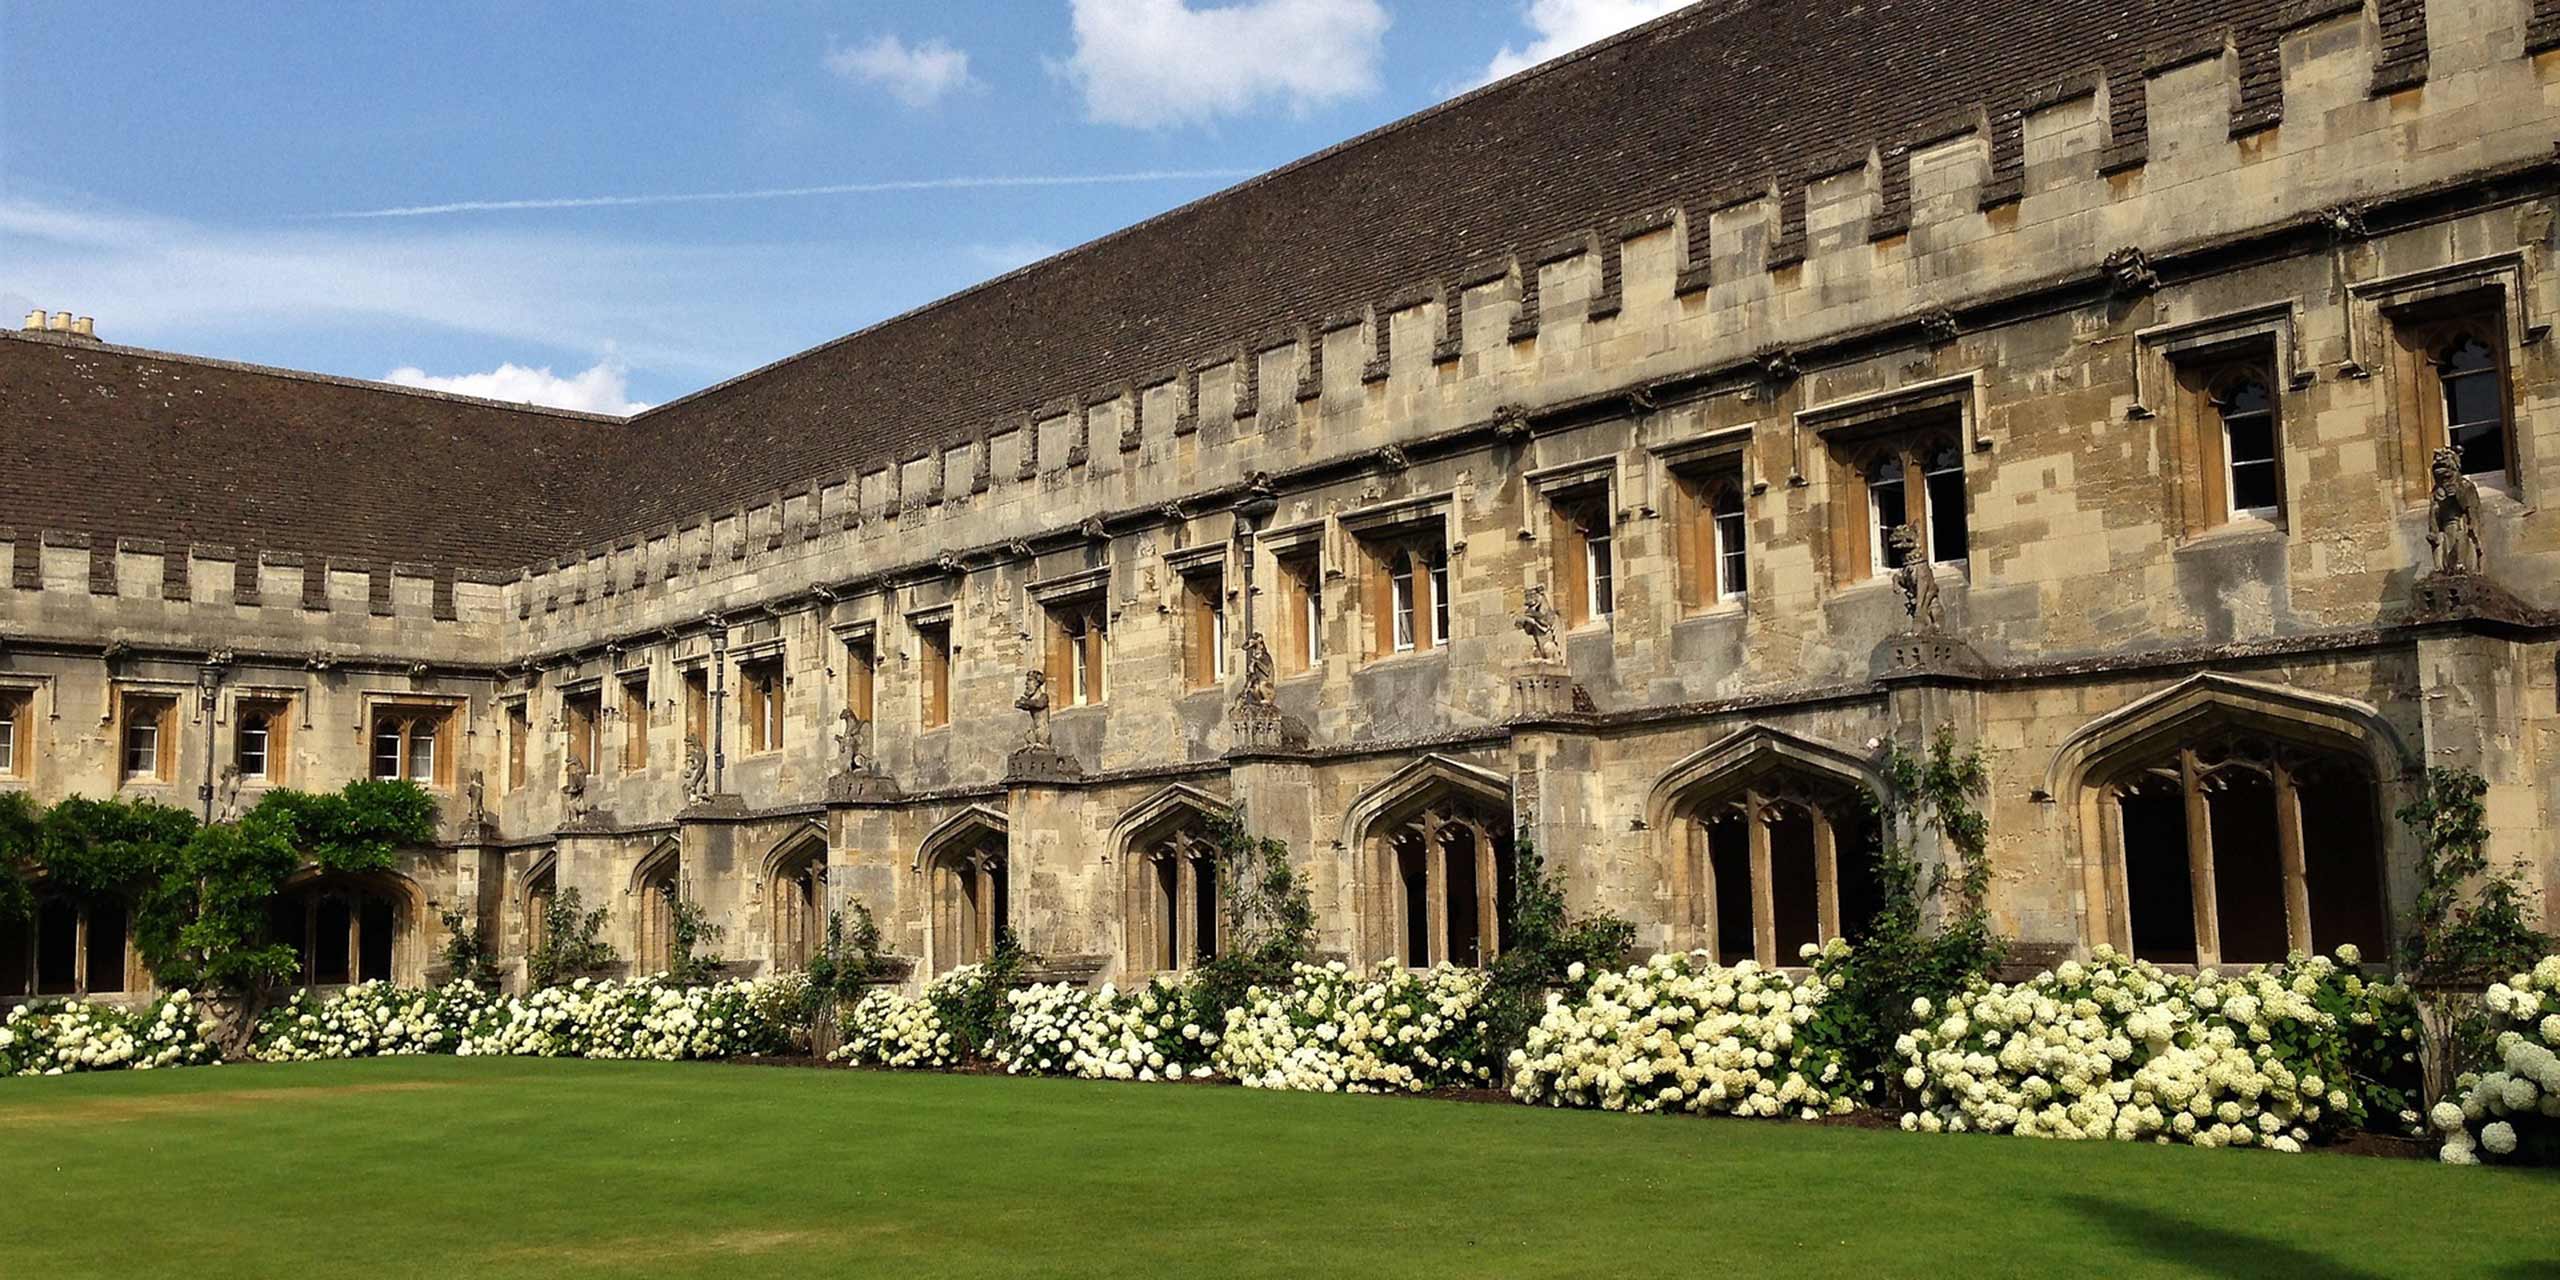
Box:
2428 447 2485 577
1517 584 1563 662
836 705 871 774
1237 631 1278 707
562 758 594 824
463 769 487 829
215 764 245 824
1016 669 1052 748
1891 524 1943 632
682 734 712 806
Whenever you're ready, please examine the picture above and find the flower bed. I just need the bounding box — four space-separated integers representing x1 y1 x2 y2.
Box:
1898 947 2420 1152
1213 961 1495 1093
250 976 798 1064
998 978 1218 1081
2429 956 2560 1164
1508 952 1850 1118
2 992 218 1076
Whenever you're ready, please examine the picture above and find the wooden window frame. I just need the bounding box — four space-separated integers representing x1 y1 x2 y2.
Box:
1043 597 1109 707
505 699 531 792
233 695 293 785
1181 569 1228 690
2385 294 2520 498
1271 548 1324 676
1359 526 1449 660
369 703 456 789
117 691 178 785
916 619 953 730
7 895 132 997
738 656 786 754
1826 417 1969 583
842 634 877 724
681 668 711 754
0 686 31 779
563 687 604 773
1546 483 1615 629
621 674 651 770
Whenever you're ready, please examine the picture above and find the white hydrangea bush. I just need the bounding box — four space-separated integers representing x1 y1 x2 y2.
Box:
248 976 797 1064
832 986 958 1068
256 982 477 1060
1508 952 1852 1119
1898 946 2417 1152
2 991 218 1077
2430 955 2560 1165
1212 961 1495 1093
997 978 1218 1082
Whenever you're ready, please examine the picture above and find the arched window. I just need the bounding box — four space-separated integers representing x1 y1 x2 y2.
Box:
1120 793 1227 975
270 874 407 987
1350 764 1516 969
2097 730 2387 967
769 838 827 973
1682 781 1879 967
1711 483 1748 600
2438 333 2509 480
1390 550 1420 652
2 894 130 997
633 847 679 976
1921 441 1967 563
523 858 557 963
2214 374 2282 519
922 817 1009 974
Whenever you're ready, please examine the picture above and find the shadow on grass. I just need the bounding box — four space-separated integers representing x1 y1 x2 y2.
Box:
2058 1195 2395 1280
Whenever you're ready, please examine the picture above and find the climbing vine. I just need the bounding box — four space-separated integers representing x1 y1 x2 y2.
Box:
1806 727 2006 1091
438 904 500 988
1481 832 1635 1061
666 898 728 985
1188 808 1317 1023
2399 766 2546 984
527 887 618 989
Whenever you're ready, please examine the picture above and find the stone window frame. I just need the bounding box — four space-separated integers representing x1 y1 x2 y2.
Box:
2046 673 2414 971
1341 493 1456 662
2 890 134 998
1164 543 1232 692
1257 519 1332 677
1651 425 1758 615
1030 565 1112 708
274 869 417 989
1644 726 1884 968
630 837 681 977
520 851 558 962
503 695 532 792
561 680 606 773
2342 251 2546 503
907 604 955 732
1527 458 1619 631
1799 374 1979 587
0 676 48 782
763 826 829 974
1342 755 1517 970
228 688 299 787
362 694 462 791
913 806 1009 976
2131 303 2305 540
732 644 786 755
618 667 652 771
1113 785 1232 976
112 683 184 787
829 618 879 726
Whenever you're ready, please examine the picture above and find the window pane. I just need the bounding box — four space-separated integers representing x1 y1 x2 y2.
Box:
1430 557 1450 646
1305 580 1324 664
2229 459 2280 514
1716 509 1748 597
407 726 436 783
239 718 269 778
1868 459 1907 571
1587 528 1613 617
373 727 403 780
0 710 14 775
1391 556 1416 650
1925 470 1967 563
124 719 158 778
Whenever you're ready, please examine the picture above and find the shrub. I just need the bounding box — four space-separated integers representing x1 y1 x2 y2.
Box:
833 987 958 1069
998 978 1218 1081
1213 961 1495 1093
1509 951 1849 1118
2 991 217 1076
2429 955 2560 1165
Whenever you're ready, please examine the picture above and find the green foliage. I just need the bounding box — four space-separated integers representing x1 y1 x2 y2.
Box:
437 905 500 989
527 887 618 989
1808 728 2007 1094
239 780 438 875
1188 808 1317 1026
666 898 728 985
1483 832 1634 1061
33 795 199 899
133 820 301 998
0 791 37 922
799 902 893 1042
928 928 1035 1059
2400 766 2546 985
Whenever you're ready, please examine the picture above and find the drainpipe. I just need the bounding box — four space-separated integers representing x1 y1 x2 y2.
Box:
1233 477 1280 662
707 616 729 795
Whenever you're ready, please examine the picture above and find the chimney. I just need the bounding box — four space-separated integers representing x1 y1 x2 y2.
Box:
20 310 40 332
49 312 72 333
71 316 95 339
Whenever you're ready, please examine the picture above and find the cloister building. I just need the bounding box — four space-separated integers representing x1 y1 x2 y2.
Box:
5 0 2559 999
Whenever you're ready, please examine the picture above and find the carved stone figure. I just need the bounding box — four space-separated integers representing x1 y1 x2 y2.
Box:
215 764 244 823
1517 584 1563 662
682 734 712 805
1016 669 1052 748
463 769 487 830
2428 446 2485 577
835 705 871 774
562 758 593 825
1237 631 1277 707
1891 524 1943 632
2103 246 2159 297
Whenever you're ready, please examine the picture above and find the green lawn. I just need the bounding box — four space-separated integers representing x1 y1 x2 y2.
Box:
0 1058 2549 1279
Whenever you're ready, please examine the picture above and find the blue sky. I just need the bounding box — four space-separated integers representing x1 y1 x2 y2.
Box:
1 1 1689 412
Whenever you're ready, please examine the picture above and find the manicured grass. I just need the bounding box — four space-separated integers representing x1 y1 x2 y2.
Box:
0 1059 2549 1279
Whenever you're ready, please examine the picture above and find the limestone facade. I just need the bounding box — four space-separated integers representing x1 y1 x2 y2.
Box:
6 0 2560 998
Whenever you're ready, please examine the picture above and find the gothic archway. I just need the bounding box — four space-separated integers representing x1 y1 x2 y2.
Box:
916 807 1009 975
1343 755 1515 968
630 838 680 976
1647 726 1884 966
763 826 829 973
1112 784 1231 975
270 867 425 988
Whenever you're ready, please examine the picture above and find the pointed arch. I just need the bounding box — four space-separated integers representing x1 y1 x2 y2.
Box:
627 835 681 896
1342 754 1516 969
630 836 681 976
763 820 831 973
1113 783 1233 976
2051 672 2411 967
915 804 1010 975
519 848 559 972
273 865 428 987
1647 725 1884 966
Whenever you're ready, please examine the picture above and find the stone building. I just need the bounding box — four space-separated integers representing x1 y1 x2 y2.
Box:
5 0 2558 999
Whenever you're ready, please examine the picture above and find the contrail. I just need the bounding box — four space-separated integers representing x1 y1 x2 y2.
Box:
317 169 1260 219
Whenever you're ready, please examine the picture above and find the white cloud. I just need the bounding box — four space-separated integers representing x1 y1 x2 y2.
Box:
825 34 977 108
1060 0 1389 129
1480 0 1688 83
384 359 652 416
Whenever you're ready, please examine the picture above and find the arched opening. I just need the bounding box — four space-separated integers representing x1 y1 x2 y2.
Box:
632 842 679 976
769 836 827 973
919 811 1009 975
270 872 412 987
522 855 557 963
1348 759 1516 969
2 892 130 997
1116 788 1230 975
2060 676 2401 969
1652 727 1884 967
